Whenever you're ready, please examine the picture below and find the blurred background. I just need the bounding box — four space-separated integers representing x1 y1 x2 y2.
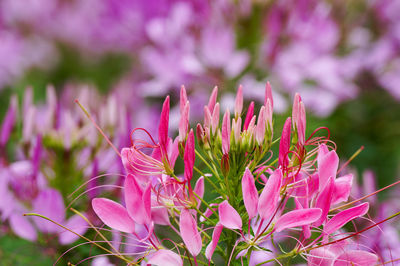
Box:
1 0 400 264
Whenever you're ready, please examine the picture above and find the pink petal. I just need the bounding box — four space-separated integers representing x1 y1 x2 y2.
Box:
92 198 135 233
334 250 378 266
59 214 88 245
222 109 231 155
147 249 183 266
278 118 291 167
33 189 65 233
308 248 335 266
158 96 170 153
9 213 37 242
205 223 223 261
332 174 353 205
151 203 170 225
314 177 334 227
324 203 369 235
194 176 205 208
242 168 259 219
258 169 282 221
219 200 242 230
179 209 202 256
318 148 339 191
124 174 150 225
275 208 322 232
184 130 195 181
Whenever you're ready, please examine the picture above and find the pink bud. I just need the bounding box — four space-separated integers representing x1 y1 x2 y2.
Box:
256 106 266 145
278 118 291 168
292 93 306 145
264 82 273 109
208 86 218 113
211 103 220 135
235 85 243 116
158 96 170 154
204 106 212 129
179 101 190 142
180 85 188 113
232 117 242 144
222 109 231 155
265 99 273 132
184 130 195 181
243 101 254 131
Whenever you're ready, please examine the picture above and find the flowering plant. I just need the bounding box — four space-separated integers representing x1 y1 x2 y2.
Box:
49 83 392 266
24 83 399 265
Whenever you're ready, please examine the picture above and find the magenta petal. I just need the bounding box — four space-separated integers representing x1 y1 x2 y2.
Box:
219 200 242 230
9 213 37 242
314 177 334 227
147 249 183 266
278 118 291 167
334 250 378 266
92 198 135 233
308 248 335 266
205 223 223 261
179 209 202 256
275 208 322 232
324 203 369 235
318 148 339 191
242 168 259 219
184 130 195 181
258 169 282 221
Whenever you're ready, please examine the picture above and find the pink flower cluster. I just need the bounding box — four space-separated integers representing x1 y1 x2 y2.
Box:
89 84 381 265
